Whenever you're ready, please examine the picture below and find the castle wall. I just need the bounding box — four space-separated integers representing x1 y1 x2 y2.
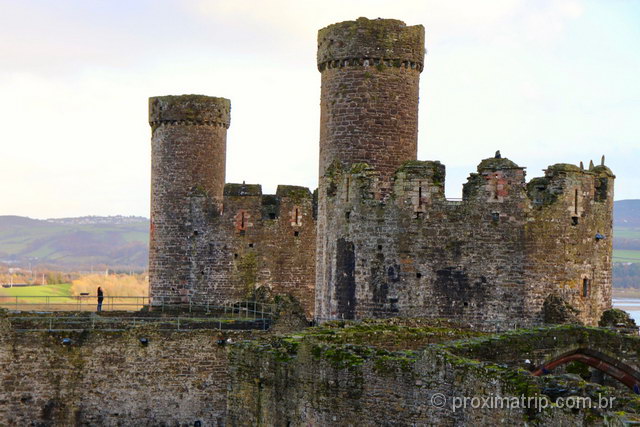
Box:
149 97 316 315
315 157 613 329
202 184 316 317
227 325 632 426
524 163 615 324
0 322 259 426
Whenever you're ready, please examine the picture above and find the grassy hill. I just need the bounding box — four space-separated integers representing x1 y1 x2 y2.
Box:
614 200 640 264
0 216 148 271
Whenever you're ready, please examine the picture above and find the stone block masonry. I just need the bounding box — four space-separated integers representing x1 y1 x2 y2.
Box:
148 17 614 331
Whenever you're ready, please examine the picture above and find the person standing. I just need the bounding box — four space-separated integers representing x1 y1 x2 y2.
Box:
97 286 104 312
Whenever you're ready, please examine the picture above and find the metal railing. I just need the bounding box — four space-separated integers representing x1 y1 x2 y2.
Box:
0 295 275 318
0 295 149 312
6 315 272 332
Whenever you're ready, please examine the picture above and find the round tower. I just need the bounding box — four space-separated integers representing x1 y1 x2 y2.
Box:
317 17 425 180
149 94 230 304
315 18 425 321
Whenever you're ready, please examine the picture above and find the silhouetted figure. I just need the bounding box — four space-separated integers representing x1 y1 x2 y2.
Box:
97 287 104 312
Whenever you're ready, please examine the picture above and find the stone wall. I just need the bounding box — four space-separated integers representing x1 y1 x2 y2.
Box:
149 95 317 317
0 319 259 426
227 322 640 426
315 156 614 328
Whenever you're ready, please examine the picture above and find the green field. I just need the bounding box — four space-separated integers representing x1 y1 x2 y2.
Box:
614 227 640 239
0 283 78 309
613 249 640 263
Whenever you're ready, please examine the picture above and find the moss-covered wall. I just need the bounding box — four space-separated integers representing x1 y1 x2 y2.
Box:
227 322 640 426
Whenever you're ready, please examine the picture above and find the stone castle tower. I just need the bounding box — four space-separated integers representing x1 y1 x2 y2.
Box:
148 17 614 329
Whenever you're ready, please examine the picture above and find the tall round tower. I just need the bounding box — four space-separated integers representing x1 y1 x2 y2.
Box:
315 18 425 321
317 17 425 180
149 95 230 304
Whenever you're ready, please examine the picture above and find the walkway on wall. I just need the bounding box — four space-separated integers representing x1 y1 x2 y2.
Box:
1 297 275 331
5 314 271 332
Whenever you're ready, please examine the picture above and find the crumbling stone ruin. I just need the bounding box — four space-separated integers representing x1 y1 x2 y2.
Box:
148 17 614 330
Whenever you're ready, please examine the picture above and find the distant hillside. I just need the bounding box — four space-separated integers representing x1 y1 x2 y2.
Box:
0 216 148 271
614 199 640 227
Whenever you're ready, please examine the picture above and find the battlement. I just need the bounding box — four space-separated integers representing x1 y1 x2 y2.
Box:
224 183 262 196
149 95 231 129
325 154 613 212
317 17 425 72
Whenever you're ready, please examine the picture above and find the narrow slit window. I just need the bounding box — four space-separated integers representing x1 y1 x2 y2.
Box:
418 182 422 207
582 278 590 297
574 189 579 215
346 177 350 202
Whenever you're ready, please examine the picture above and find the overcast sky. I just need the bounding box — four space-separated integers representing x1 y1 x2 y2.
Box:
1 0 638 219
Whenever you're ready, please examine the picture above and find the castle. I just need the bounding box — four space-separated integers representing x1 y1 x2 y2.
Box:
148 17 614 329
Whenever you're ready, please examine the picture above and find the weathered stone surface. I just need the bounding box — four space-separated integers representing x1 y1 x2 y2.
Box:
148 17 614 332
227 321 640 426
0 319 261 426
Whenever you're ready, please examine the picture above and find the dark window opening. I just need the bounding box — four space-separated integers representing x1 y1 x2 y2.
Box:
234 253 238 259
582 278 590 297
574 189 579 215
463 302 469 307
248 243 254 248
491 212 500 222
346 177 350 202
345 211 351 221
294 231 300 237
193 230 199 236
572 216 579 226
416 272 422 278
415 211 423 219
595 178 608 202
269 213 276 219
377 245 382 251
241 211 245 229
418 182 422 207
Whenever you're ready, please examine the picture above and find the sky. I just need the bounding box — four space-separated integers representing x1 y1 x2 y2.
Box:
0 0 638 219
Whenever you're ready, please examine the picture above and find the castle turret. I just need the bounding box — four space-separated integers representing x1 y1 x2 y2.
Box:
317 17 425 180
149 95 230 304
316 18 425 321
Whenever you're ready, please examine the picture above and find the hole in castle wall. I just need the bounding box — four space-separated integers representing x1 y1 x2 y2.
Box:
194 231 199 236
294 231 300 237
377 245 383 251
416 272 422 278
345 211 351 222
234 253 238 259
583 278 591 297
269 213 276 220
248 243 254 248
572 216 579 226
491 212 500 222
